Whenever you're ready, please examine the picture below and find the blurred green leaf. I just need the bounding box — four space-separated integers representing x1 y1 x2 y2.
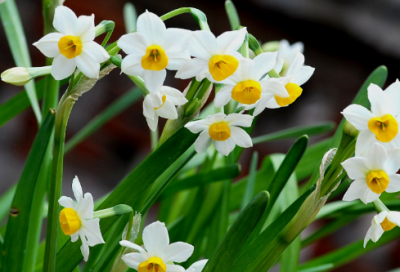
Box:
240 152 258 210
0 184 16 223
225 0 240 30
298 264 334 272
123 3 137 33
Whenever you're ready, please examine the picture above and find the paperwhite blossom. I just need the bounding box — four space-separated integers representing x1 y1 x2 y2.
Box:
364 210 400 247
274 40 304 76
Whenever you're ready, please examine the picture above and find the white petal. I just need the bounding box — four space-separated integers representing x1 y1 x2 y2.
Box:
142 221 169 257
387 174 400 193
188 260 208 272
385 79 400 116
225 113 254 127
166 50 191 71
121 252 146 270
274 59 284 74
341 157 369 180
175 58 209 80
341 105 373 131
368 84 391 117
214 138 236 156
290 65 315 86
262 78 289 97
361 188 380 204
81 41 109 63
53 6 77 35
163 28 192 54
143 94 157 120
161 87 187 105
253 95 273 116
146 116 159 132
77 193 94 219
51 55 76 80
72 176 83 202
355 130 376 157
75 14 95 42
120 240 148 255
58 196 75 209
143 70 166 94
33 33 63 58
230 127 252 148
137 11 166 45
286 52 305 76
80 240 90 262
387 211 400 226
76 54 100 79
163 242 194 263
194 130 213 153
342 178 367 202
214 85 234 107
189 30 217 59
118 33 148 55
366 143 387 170
216 27 246 54
71 232 79 243
251 52 277 80
364 226 373 248
376 211 389 223
166 264 185 272
81 218 104 246
185 120 209 134
385 149 400 173
370 223 384 243
121 54 144 77
156 101 178 120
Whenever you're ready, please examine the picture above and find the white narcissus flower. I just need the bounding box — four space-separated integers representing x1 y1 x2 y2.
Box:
364 210 400 247
260 52 314 112
274 40 304 76
341 143 400 204
186 260 208 272
118 11 191 94
214 52 289 116
342 80 400 156
58 176 105 261
176 28 247 83
120 221 194 272
143 86 188 131
33 6 109 80
185 113 253 156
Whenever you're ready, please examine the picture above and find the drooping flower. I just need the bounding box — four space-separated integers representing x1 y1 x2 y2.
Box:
185 113 253 156
118 11 192 93
58 176 105 261
256 52 314 113
186 260 208 272
143 86 188 131
214 52 289 115
120 221 194 272
364 210 400 247
341 143 400 204
274 40 304 76
33 6 109 80
176 28 247 82
342 80 400 156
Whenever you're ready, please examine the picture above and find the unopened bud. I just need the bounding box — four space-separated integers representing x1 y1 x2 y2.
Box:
343 121 359 138
1 66 51 86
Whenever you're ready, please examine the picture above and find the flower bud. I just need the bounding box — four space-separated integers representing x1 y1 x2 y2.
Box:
1 66 52 86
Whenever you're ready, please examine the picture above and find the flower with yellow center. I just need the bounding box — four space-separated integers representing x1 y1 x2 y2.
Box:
342 80 400 156
58 176 105 261
118 11 192 94
258 52 315 114
33 6 109 80
176 28 247 83
214 53 290 115
120 221 194 272
341 143 400 204
185 113 253 156
364 210 400 247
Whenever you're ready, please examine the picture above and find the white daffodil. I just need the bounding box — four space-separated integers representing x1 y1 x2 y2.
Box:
274 40 304 76
58 176 105 261
364 210 400 247
118 11 191 93
342 80 400 156
143 86 188 131
259 52 314 112
176 28 247 83
120 221 194 272
33 6 109 80
214 52 289 116
186 260 208 272
185 113 253 156
341 143 400 204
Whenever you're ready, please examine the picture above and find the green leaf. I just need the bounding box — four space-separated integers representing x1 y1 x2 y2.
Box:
240 152 258 210
0 184 16 223
298 264 334 272
0 113 55 271
0 0 41 122
160 7 210 31
54 127 197 271
252 122 334 145
203 191 269 272
225 0 240 30
123 2 137 33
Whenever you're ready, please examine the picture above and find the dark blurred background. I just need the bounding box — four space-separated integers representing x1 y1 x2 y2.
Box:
1 0 400 271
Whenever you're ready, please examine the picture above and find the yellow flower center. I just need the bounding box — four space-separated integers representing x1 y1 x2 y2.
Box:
138 257 166 272
368 114 398 143
366 170 389 194
58 35 82 59
59 208 81 235
231 80 262 105
141 45 168 71
275 83 303 107
209 122 231 141
154 95 167 110
208 55 239 81
380 217 396 231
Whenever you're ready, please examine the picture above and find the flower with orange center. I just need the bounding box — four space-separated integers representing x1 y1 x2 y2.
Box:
33 6 109 80
120 221 194 272
58 176 105 261
342 80 400 156
185 113 254 156
342 143 400 204
364 210 400 247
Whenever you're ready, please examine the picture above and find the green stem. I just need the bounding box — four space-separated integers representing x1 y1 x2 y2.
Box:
151 127 158 151
373 199 390 213
268 70 280 78
225 0 240 30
